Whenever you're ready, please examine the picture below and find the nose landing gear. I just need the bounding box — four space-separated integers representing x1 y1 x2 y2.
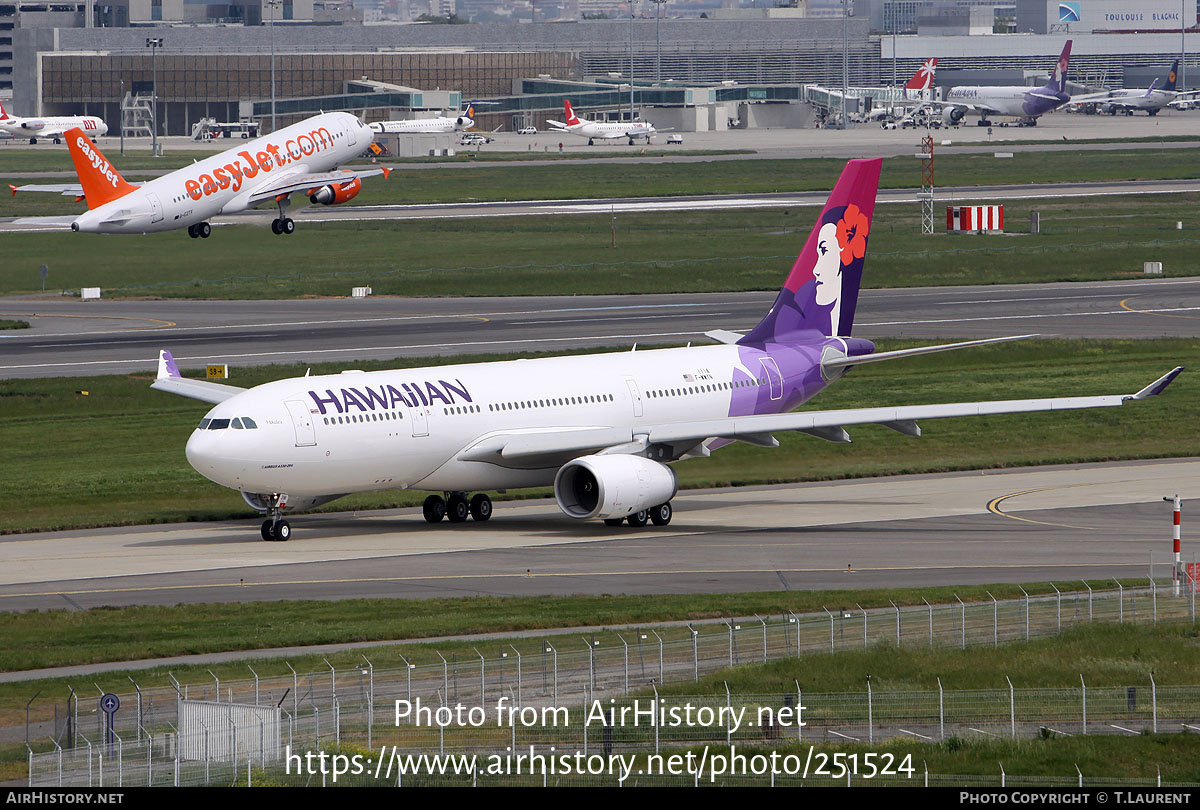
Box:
259 494 291 541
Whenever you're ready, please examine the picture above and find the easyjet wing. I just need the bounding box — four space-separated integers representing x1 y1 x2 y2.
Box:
244 167 390 206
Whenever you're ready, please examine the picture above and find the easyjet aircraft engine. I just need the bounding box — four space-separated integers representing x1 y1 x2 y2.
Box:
553 455 678 520
308 177 362 205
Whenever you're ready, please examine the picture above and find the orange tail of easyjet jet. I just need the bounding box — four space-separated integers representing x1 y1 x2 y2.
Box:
66 128 136 209
563 100 581 126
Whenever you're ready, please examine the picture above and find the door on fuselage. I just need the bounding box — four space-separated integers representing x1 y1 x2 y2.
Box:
408 402 429 437
284 399 317 446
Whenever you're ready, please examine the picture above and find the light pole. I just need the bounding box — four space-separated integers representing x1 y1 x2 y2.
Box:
145 37 163 155
651 0 666 82
267 0 281 133
840 0 848 129
628 0 636 125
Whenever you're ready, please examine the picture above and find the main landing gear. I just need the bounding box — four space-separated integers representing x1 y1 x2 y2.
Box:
603 501 672 528
271 196 295 235
187 222 212 238
423 492 492 523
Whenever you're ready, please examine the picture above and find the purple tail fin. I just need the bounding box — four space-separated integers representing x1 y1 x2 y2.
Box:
739 157 882 345
1042 40 1072 95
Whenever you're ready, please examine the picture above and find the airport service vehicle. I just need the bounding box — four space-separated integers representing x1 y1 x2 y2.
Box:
1071 60 1198 116
517 126 538 135
153 158 1183 541
666 134 684 144
459 133 490 146
369 102 478 135
0 102 107 144
547 100 660 146
928 41 1073 127
9 112 388 237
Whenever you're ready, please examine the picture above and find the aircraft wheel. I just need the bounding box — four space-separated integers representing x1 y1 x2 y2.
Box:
53 138 61 144
603 518 624 527
275 520 291 541
261 520 274 541
422 495 446 523
29 138 37 145
627 510 648 528
469 493 492 522
588 138 594 145
281 218 295 235
650 502 673 526
271 219 282 235
188 225 199 238
447 494 470 523
198 222 211 238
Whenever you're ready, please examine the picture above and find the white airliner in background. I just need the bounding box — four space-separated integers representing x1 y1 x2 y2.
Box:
929 40 1073 126
547 100 660 145
9 112 388 237
151 158 1183 541
1069 60 1197 116
369 101 479 134
0 102 107 144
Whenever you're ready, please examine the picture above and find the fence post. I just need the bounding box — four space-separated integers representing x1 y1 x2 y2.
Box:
822 607 835 653
1018 586 1030 640
1000 762 1005 788
724 620 735 667
937 678 944 741
436 652 449 703
1006 676 1016 740
1082 581 1092 622
617 634 630 694
474 648 486 707
866 675 873 744
361 655 374 749
399 654 413 705
954 595 966 649
757 615 768 662
1150 672 1157 734
891 601 901 646
922 598 933 647
857 604 867 647
788 611 801 655
724 682 732 746
247 665 259 706
510 647 522 706
1150 577 1158 625
1077 764 1083 788
285 663 298 715
207 670 220 703
687 626 698 682
1080 674 1087 735
322 658 337 704
652 630 664 685
652 684 660 755
796 681 803 742
583 638 596 695
1051 584 1061 633
1115 579 1124 623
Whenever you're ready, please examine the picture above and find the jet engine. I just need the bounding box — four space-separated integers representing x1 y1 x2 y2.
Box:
20 120 45 130
241 491 345 513
942 107 966 125
553 455 678 520
308 177 362 205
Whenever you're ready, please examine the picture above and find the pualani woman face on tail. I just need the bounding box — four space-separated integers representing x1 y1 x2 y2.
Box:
811 203 869 337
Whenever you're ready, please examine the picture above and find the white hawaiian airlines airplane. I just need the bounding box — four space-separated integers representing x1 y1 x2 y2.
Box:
546 100 659 145
9 112 388 237
154 158 1183 541
0 101 107 144
369 101 479 135
929 41 1073 126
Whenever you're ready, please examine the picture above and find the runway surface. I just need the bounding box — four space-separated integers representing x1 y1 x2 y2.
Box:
0 458 1190 611
1 276 1197 378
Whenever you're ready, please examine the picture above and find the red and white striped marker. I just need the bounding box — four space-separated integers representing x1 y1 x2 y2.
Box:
1165 494 1182 596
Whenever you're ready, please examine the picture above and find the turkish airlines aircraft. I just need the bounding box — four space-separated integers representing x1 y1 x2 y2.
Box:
154 158 1182 541
929 41 1073 126
0 102 108 144
546 100 659 145
369 101 478 134
9 112 388 237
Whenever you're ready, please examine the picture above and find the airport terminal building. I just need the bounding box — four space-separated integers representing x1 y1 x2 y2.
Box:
5 0 1200 135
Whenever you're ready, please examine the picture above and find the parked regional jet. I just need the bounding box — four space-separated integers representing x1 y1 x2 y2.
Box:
866 58 939 122
1069 60 1196 116
152 158 1182 541
0 102 107 144
546 100 659 145
369 101 479 134
9 112 387 237
929 41 1073 126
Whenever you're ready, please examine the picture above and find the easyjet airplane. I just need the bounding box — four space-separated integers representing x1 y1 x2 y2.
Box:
152 158 1182 541
9 112 388 237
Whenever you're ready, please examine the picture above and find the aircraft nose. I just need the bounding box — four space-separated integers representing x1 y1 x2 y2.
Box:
185 429 218 478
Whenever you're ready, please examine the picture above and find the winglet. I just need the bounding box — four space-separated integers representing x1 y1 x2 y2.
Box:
1128 366 1184 400
381 166 392 179
157 349 181 380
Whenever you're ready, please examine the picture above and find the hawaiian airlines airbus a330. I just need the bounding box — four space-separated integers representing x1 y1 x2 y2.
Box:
152 158 1182 540
9 112 388 237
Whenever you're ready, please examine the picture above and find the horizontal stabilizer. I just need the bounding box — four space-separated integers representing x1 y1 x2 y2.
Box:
822 334 1035 371
704 329 744 345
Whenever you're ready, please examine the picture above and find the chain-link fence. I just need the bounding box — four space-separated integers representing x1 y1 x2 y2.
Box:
26 572 1198 787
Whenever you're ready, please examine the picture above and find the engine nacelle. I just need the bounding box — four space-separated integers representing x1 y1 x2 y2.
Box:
554 455 678 520
308 177 362 206
942 107 965 125
241 491 344 513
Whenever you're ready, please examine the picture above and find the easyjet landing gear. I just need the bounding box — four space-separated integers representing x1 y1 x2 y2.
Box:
271 197 295 236
423 492 492 523
187 222 212 239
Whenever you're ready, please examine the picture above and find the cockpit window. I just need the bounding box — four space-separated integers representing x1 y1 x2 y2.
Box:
209 418 231 430
198 418 211 430
242 417 257 429
231 418 244 429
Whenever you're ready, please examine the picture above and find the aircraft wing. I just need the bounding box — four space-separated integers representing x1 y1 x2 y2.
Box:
150 350 245 404
461 367 1183 465
545 120 568 130
1067 91 1113 105
245 167 390 206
